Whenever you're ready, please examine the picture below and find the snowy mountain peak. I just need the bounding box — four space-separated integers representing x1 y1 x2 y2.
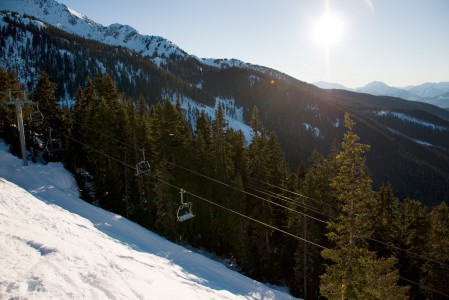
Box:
356 81 422 100
0 0 284 75
0 0 189 66
363 81 389 88
311 80 449 108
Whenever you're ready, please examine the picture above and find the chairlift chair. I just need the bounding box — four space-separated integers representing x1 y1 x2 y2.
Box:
177 189 195 222
135 149 151 176
45 128 62 153
30 103 44 123
45 139 62 153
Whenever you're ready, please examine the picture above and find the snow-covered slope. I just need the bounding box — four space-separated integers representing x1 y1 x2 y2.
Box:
0 0 188 67
406 82 449 98
0 0 287 78
0 141 296 300
174 95 254 143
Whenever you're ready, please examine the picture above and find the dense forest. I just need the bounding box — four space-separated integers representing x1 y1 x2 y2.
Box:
2 12 449 206
1 68 448 299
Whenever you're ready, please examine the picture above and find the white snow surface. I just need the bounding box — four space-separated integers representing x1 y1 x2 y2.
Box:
174 95 254 143
372 111 448 131
0 141 295 299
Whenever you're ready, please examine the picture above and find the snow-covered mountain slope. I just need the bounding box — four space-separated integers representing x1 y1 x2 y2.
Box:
175 95 254 143
0 0 289 80
0 0 188 67
406 82 449 98
0 141 296 300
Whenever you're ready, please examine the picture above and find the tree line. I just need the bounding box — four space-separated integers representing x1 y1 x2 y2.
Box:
1 68 448 299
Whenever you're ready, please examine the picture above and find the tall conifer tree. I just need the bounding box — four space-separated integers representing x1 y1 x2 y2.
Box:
320 113 408 299
420 202 449 299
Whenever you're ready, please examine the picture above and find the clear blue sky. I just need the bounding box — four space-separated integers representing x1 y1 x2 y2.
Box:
57 0 449 88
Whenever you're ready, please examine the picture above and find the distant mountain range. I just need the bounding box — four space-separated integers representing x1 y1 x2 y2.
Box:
313 81 449 109
1 0 449 205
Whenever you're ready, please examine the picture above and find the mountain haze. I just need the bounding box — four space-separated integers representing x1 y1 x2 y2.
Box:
314 80 449 109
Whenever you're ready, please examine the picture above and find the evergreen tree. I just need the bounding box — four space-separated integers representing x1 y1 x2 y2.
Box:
371 184 402 258
401 198 430 298
290 150 337 298
320 113 408 299
244 105 275 280
189 111 216 248
211 103 232 179
153 158 177 240
65 86 88 169
194 111 213 157
31 71 66 162
95 73 119 106
32 72 62 131
223 128 249 260
0 69 22 150
80 75 130 215
148 99 192 236
420 202 449 299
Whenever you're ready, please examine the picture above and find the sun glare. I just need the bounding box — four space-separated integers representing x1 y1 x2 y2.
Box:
314 11 345 48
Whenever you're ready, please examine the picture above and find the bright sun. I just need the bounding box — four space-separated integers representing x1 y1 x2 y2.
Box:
314 11 345 49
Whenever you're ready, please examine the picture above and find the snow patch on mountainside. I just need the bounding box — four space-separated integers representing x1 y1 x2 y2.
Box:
372 111 448 131
303 123 322 138
171 96 253 143
202 58 249 69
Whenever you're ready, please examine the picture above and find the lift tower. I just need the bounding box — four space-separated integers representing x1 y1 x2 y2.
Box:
2 91 32 166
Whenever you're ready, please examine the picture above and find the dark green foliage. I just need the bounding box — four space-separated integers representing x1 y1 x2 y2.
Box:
153 159 177 240
2 13 449 205
371 184 402 258
32 72 59 120
0 69 21 151
2 65 448 298
420 202 449 299
320 113 408 299
289 149 338 298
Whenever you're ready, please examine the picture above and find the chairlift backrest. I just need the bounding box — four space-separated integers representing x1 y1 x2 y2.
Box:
30 110 44 123
135 160 151 176
45 139 62 153
29 103 44 123
135 149 151 176
177 189 194 222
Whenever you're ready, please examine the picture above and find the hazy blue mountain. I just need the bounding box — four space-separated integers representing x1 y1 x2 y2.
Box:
312 81 350 90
